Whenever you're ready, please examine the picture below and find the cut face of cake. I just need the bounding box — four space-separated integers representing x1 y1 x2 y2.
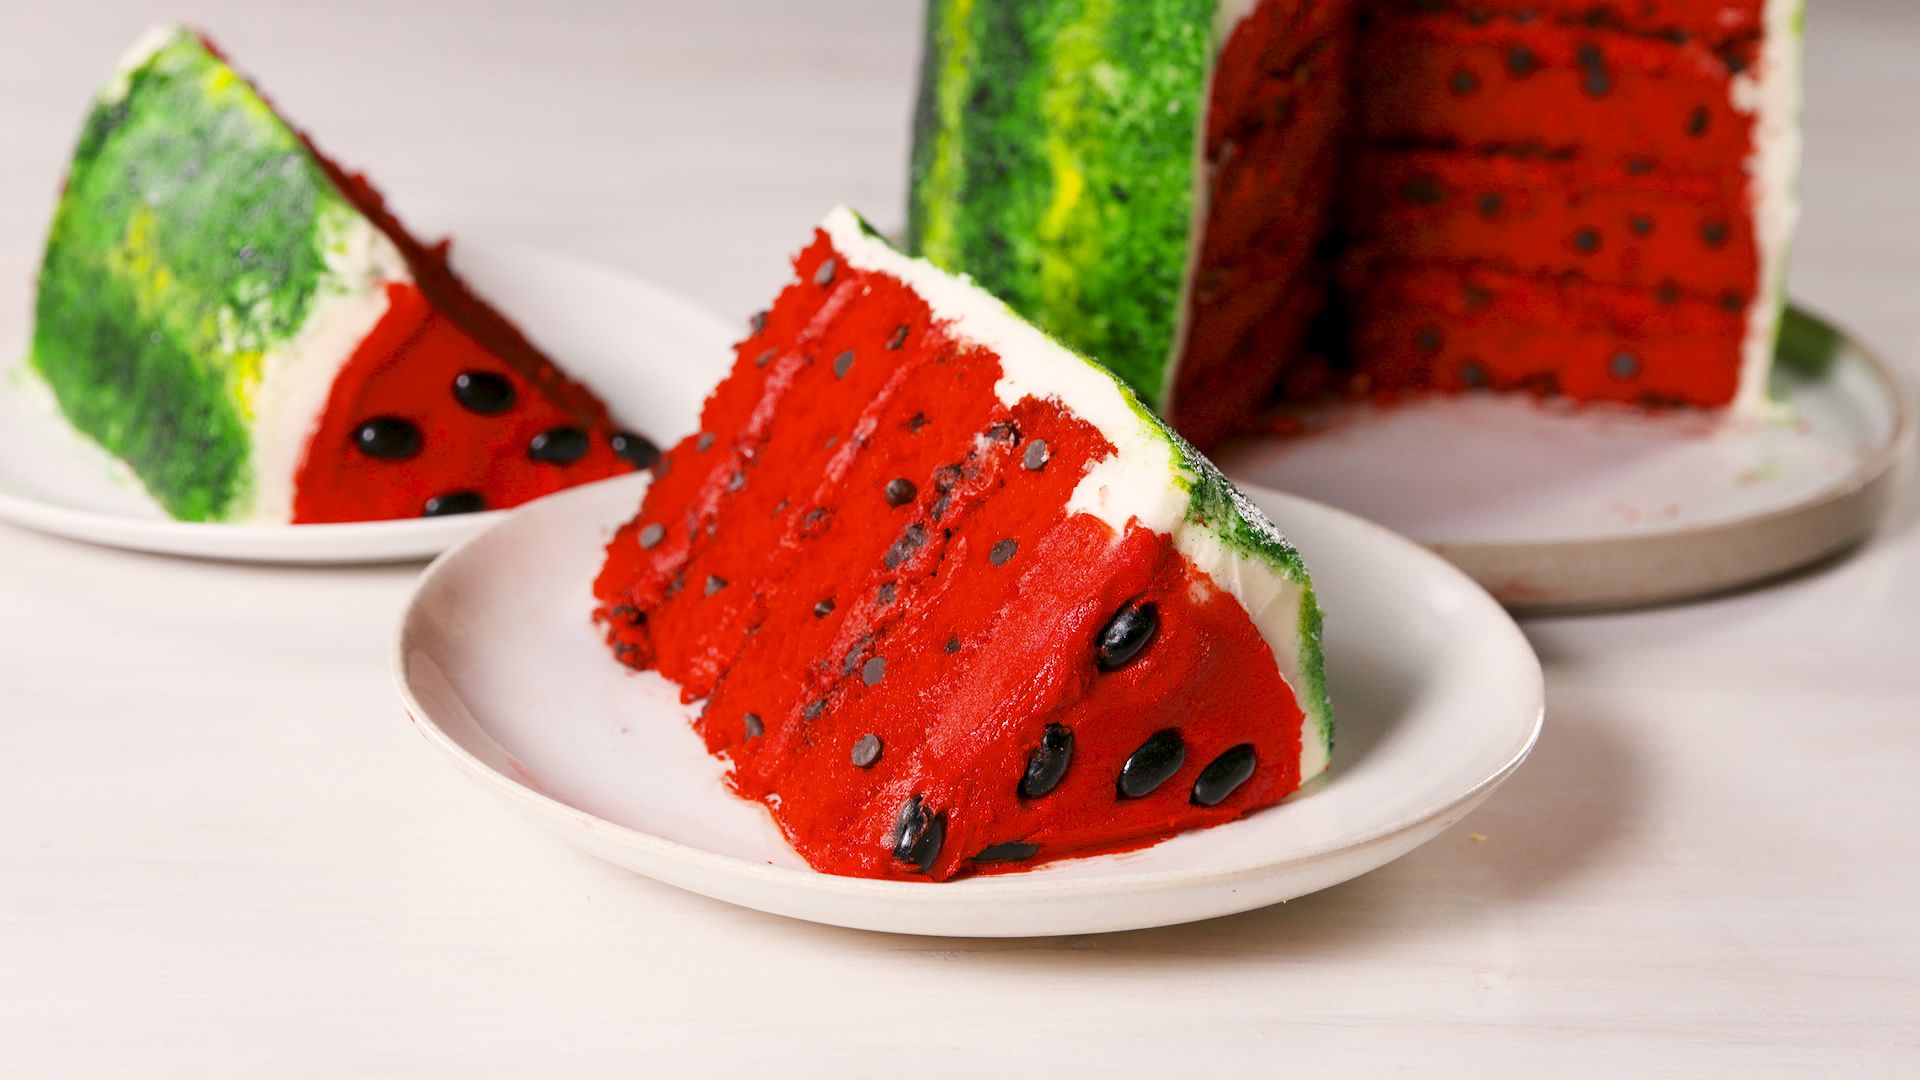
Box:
593 208 1331 882
908 1 1803 446
29 26 655 523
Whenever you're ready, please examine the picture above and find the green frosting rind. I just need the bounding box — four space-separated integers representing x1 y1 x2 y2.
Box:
30 27 345 521
908 0 1214 409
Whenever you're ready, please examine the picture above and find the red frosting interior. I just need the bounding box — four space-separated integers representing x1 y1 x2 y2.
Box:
594 229 1306 881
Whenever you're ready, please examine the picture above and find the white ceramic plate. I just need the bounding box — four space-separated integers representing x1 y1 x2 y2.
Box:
394 472 1544 937
1217 308 1915 613
0 240 733 562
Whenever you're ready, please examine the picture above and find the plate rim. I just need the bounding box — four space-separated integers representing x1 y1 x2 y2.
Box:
392 474 1546 903
0 238 736 563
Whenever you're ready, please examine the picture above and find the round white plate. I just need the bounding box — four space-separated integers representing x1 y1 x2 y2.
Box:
394 471 1544 937
0 240 734 562
1217 307 1915 612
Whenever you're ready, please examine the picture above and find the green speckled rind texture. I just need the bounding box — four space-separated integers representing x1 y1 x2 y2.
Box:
908 0 1215 408
31 27 346 521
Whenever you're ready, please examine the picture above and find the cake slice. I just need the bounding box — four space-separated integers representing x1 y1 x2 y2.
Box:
594 208 1331 882
29 26 655 523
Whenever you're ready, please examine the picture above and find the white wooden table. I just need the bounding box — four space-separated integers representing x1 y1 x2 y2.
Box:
2 2 1916 1075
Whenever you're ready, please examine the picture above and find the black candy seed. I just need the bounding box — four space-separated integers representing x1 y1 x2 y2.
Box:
1449 67 1479 96
1629 215 1655 237
422 491 486 517
1118 729 1187 799
1700 220 1729 248
851 733 882 768
1415 327 1444 355
1610 351 1642 379
1506 45 1538 77
944 635 961 654
1402 175 1443 206
862 656 886 686
890 795 946 873
528 427 590 464
1721 290 1747 312
814 599 835 618
815 258 838 286
609 432 660 468
1578 44 1613 97
1477 192 1504 220
975 842 1040 863
885 478 917 507
1460 360 1489 388
833 350 855 379
1096 601 1160 672
1019 723 1075 799
989 539 1018 566
1572 228 1602 254
908 412 929 433
886 324 910 350
1023 440 1050 471
452 371 515 415
743 713 764 738
1657 281 1683 305
354 417 421 460
1687 106 1711 137
638 522 665 549
1191 744 1257 807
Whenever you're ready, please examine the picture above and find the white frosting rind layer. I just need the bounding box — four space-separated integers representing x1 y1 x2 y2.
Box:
820 207 1328 783
1731 0 1804 412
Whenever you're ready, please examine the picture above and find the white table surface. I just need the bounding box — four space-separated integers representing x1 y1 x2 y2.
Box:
2 2 1917 1076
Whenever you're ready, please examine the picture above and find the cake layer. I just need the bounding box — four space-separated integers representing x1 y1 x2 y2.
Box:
1343 147 1759 299
1356 13 1757 174
1340 260 1746 403
596 210 1330 881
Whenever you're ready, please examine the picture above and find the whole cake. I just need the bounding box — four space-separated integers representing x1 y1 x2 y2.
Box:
909 1 1803 447
594 208 1331 881
30 27 656 523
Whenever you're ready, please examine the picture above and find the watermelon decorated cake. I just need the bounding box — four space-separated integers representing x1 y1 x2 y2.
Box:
909 1 1803 447
28 26 654 523
594 208 1331 882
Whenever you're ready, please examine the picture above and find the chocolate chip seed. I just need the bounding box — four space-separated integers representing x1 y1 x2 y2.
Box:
1572 228 1602 254
1700 221 1729 248
696 432 715 452
422 491 485 517
354 417 421 460
1019 723 1075 799
975 842 1040 863
528 427 589 464
749 310 768 335
862 656 886 686
1191 744 1257 807
989 539 1018 566
728 471 747 492
704 575 727 596
1687 106 1710 137
813 598 835 618
1507 45 1539 78
886 324 910 350
638 523 665 549
754 348 775 368
1096 601 1160 671
944 635 962 654
1023 440 1050 471
452 371 515 415
885 525 928 570
1118 729 1187 799
890 795 946 873
1450 67 1479 96
1460 360 1489 388
814 258 838 287
885 478 917 507
1629 215 1654 237
743 713 764 738
851 734 882 768
609 432 660 468
833 350 855 379
802 698 826 721
1610 351 1642 379
1416 327 1444 355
